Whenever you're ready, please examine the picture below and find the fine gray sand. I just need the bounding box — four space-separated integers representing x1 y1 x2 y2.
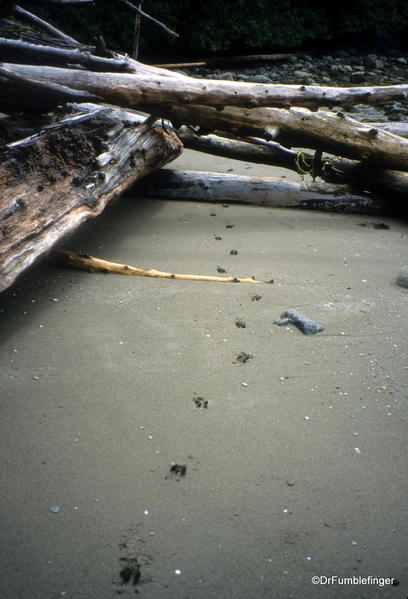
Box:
1 150 407 599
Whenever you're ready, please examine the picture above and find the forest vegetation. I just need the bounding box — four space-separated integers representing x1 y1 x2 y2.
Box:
23 0 408 59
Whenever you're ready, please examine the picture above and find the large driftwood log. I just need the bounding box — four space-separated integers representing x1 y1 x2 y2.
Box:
4 61 408 110
4 63 408 172
175 127 408 205
0 104 182 292
137 169 385 213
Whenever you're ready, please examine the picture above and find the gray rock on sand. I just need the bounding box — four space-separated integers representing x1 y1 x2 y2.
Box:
274 309 324 336
397 265 408 288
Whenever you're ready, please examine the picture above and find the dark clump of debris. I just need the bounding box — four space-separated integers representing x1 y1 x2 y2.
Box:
119 557 141 587
235 318 246 328
193 396 208 408
166 464 187 480
234 351 253 364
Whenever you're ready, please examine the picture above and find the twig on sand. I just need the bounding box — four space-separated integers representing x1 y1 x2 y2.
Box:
58 250 274 284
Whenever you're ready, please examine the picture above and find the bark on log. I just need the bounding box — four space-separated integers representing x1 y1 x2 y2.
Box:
137 169 386 214
0 104 183 292
5 63 408 172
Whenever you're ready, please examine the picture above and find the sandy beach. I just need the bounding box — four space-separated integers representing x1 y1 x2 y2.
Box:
1 149 407 599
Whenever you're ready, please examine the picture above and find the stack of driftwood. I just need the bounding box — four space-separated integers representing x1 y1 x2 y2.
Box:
1 1 408 292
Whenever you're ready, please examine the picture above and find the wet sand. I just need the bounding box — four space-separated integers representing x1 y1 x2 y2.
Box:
1 150 408 599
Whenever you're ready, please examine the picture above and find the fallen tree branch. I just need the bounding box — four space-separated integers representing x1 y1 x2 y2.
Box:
153 52 306 69
58 250 273 283
176 125 297 170
0 37 132 71
12 5 80 46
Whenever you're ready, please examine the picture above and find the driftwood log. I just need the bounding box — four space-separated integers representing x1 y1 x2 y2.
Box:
137 169 386 214
1 0 408 296
175 127 408 206
3 61 408 111
4 63 408 172
0 104 182 292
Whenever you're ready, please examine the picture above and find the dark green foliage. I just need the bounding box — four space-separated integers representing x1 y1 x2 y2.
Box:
19 0 408 57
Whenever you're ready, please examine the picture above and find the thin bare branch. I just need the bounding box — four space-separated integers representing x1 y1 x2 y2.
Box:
117 0 179 38
12 5 79 46
131 0 142 59
0 37 132 71
58 251 272 284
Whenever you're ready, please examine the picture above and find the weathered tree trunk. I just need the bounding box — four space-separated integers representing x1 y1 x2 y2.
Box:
137 169 385 213
4 61 407 110
0 104 183 292
4 62 408 172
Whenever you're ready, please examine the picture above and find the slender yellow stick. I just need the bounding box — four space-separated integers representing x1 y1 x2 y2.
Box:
58 250 274 284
